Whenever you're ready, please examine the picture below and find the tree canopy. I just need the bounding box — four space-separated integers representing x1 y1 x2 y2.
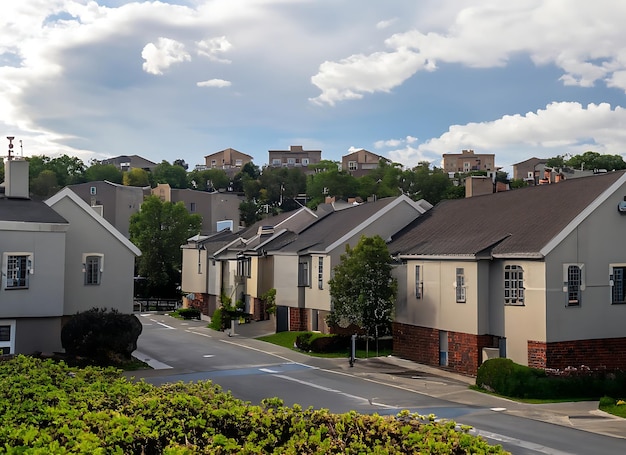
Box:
129 195 202 297
327 235 397 339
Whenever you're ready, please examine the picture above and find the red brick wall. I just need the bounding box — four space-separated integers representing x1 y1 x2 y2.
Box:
527 340 547 369
289 307 308 331
531 338 626 371
393 322 495 376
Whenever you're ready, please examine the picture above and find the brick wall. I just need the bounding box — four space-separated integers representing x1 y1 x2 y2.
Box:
537 338 626 370
527 340 547 369
289 307 308 331
393 322 494 376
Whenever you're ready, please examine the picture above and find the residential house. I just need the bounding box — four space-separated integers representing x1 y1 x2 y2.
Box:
152 183 244 234
0 157 140 355
265 195 432 333
100 155 158 172
181 206 324 320
389 171 626 376
67 181 147 238
268 145 321 171
512 157 547 182
202 148 253 175
442 149 496 174
341 149 390 177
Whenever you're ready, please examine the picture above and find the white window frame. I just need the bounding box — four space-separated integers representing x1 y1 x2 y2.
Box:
415 265 422 299
504 265 525 305
563 263 584 307
236 256 251 278
272 158 282 166
287 158 296 165
454 267 466 303
302 158 310 166
609 263 626 304
0 320 16 355
82 253 104 286
3 253 33 289
348 161 358 171
317 257 324 290
298 259 310 287
235 159 243 167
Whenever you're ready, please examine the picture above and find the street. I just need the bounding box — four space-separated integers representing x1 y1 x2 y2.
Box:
130 314 626 455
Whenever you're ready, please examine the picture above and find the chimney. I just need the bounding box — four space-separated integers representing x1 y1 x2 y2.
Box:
4 159 29 199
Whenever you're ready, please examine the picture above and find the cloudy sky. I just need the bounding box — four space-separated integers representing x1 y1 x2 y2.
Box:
2 0 626 175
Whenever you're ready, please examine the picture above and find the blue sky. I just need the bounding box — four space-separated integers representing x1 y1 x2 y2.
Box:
2 1 626 176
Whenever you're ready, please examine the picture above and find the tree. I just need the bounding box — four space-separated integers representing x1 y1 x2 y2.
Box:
30 170 59 198
84 162 123 183
327 235 397 351
152 160 188 189
187 168 230 191
129 195 202 297
123 168 150 187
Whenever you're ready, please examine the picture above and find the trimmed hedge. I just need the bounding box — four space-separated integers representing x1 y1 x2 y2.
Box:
0 356 508 454
476 358 626 399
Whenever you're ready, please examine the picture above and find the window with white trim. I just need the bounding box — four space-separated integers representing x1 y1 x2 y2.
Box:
302 158 309 166
504 265 524 305
5 254 33 289
0 320 15 355
236 256 251 278
348 161 357 171
566 264 583 306
415 265 422 299
287 158 295 165
317 257 324 290
455 268 466 303
610 264 626 304
235 159 243 167
272 158 281 166
298 259 310 287
83 254 103 285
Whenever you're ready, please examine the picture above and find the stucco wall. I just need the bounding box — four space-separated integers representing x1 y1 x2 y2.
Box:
181 247 208 294
273 255 299 308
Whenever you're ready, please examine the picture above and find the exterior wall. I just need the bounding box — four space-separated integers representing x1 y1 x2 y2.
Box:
512 158 544 182
442 150 495 173
68 183 144 238
204 148 252 169
0 229 66 318
14 317 63 354
465 177 493 197
302 255 331 311
181 247 208 293
393 322 494 376
545 181 626 343
268 145 322 169
273 255 300 308
50 197 136 315
341 150 386 177
289 307 308 331
528 338 626 370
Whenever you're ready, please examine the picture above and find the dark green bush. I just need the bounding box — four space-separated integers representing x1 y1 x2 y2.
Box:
61 308 142 365
295 333 351 353
209 308 224 330
295 332 314 351
477 358 626 399
177 307 201 320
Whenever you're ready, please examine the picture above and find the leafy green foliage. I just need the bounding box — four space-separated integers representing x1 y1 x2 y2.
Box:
260 288 277 315
175 308 202 320
152 161 188 189
327 235 396 339
129 195 202 297
123 167 150 187
84 162 123 184
476 358 626 400
61 308 143 365
0 356 507 454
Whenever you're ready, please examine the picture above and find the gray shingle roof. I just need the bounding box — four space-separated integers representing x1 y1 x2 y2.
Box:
278 197 399 253
389 171 626 257
0 198 68 224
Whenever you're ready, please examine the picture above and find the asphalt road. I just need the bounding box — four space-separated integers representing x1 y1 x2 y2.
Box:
130 314 626 455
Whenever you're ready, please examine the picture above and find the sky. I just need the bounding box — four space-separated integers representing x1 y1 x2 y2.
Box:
2 1 626 176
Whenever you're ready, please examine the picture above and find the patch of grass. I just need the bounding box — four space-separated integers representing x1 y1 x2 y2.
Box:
469 385 599 404
599 397 626 418
257 331 392 358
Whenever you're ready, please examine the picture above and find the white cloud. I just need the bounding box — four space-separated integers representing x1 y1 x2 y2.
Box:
376 18 397 30
311 1 626 105
197 36 232 63
142 37 190 75
197 79 231 88
385 102 626 170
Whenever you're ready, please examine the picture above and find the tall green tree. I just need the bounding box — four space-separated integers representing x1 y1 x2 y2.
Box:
84 162 123 183
187 168 230 191
152 160 188 188
123 168 150 187
327 235 397 344
129 196 202 297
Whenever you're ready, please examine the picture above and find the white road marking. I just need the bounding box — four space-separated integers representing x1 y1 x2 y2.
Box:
132 350 173 370
185 330 212 338
151 319 175 329
203 355 215 358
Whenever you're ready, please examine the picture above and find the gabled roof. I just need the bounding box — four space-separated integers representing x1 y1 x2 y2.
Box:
276 195 431 254
45 188 142 256
0 197 68 224
389 171 626 258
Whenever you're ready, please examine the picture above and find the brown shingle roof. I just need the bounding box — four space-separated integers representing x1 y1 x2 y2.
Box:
389 171 626 257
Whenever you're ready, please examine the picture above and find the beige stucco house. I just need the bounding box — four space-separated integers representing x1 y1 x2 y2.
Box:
389 170 626 376
0 159 140 355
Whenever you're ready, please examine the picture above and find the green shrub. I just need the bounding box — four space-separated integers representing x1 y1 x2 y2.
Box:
295 332 314 351
209 308 224 330
61 308 142 365
0 355 508 454
177 307 201 320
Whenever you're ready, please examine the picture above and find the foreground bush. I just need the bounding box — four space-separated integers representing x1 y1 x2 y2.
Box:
476 358 626 399
61 308 142 365
0 356 507 454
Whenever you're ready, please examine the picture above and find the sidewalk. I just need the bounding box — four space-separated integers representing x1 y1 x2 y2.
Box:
232 319 626 440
